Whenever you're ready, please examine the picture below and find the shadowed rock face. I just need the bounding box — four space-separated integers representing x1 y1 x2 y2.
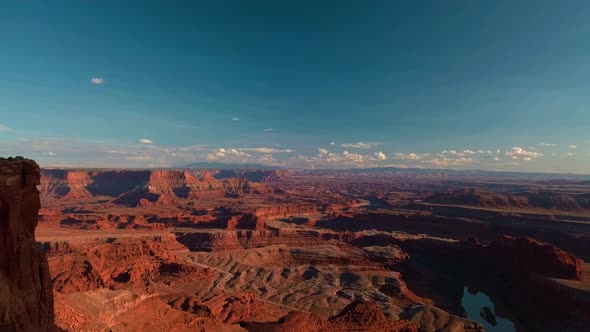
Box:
244 300 420 332
40 169 273 206
490 235 584 280
0 157 56 331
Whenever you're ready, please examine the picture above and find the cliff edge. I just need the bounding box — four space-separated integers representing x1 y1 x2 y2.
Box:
0 157 56 331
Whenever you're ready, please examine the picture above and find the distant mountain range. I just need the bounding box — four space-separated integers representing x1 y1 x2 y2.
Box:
43 162 589 180
180 162 283 170
303 167 590 180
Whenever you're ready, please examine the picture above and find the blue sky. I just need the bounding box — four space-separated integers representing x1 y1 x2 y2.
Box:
1 1 589 172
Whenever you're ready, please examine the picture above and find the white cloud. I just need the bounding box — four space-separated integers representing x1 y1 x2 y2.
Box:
138 138 153 144
257 154 276 163
394 149 503 168
90 77 105 85
232 117 240 121
263 128 273 131
0 138 210 168
342 150 365 163
568 145 577 149
206 148 249 160
374 151 387 160
395 152 424 160
505 147 543 161
3 137 577 170
0 124 10 132
341 142 382 149
214 148 227 157
176 144 208 151
238 147 293 153
105 150 129 154
306 148 387 167
539 143 556 146
329 142 335 145
125 156 151 161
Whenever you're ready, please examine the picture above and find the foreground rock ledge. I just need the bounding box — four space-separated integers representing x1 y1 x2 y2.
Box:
0 157 57 331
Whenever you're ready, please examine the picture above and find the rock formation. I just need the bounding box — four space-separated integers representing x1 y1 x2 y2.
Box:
245 300 419 332
490 235 584 280
401 305 484 332
40 169 272 206
30 166 590 331
0 157 57 331
45 234 210 293
425 189 590 211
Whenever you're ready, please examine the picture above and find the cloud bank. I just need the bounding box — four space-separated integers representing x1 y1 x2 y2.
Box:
0 137 569 172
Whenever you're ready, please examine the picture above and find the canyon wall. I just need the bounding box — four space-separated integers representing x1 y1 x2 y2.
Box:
0 157 56 331
40 169 277 204
175 227 357 252
425 190 590 211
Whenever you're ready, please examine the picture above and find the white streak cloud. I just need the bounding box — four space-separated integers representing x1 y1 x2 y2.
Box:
125 156 151 161
238 147 293 153
90 77 105 85
340 142 382 149
138 138 153 144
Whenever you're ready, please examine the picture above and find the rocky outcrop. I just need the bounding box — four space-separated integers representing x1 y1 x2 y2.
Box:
401 305 484 332
175 228 357 252
226 213 267 230
253 205 320 221
361 245 409 266
245 300 418 332
490 235 584 280
166 291 286 326
329 300 392 324
205 291 260 324
0 157 56 331
46 234 210 293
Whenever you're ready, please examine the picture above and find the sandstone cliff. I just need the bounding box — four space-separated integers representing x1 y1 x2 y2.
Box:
40 169 272 206
425 190 590 211
0 157 57 331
